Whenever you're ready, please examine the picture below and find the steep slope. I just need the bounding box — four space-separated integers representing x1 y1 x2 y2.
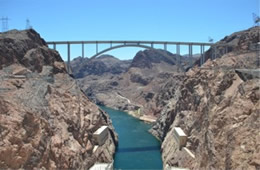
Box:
150 26 260 169
0 29 117 169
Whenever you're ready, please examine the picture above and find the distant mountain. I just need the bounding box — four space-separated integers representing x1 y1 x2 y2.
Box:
70 55 132 78
130 49 177 69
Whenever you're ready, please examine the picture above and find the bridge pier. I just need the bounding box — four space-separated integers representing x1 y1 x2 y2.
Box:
188 44 193 66
53 43 56 50
176 44 180 70
151 42 154 48
82 42 84 58
96 42 98 54
164 43 167 50
67 43 71 73
203 45 205 64
200 45 205 66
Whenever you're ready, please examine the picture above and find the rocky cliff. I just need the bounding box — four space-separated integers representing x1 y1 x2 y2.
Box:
150 26 260 169
0 29 117 169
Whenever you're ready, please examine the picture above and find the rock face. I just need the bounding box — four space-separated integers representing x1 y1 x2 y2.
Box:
0 29 117 169
130 49 176 69
71 48 194 121
150 26 260 169
71 55 131 78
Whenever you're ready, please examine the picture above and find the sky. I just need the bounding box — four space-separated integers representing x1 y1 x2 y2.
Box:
1 0 259 61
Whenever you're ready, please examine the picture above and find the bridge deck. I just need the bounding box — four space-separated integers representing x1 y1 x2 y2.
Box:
46 40 214 46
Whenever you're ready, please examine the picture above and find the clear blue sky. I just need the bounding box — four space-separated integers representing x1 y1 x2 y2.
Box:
1 0 259 60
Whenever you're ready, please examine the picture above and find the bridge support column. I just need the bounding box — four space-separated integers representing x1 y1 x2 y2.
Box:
96 42 98 54
53 43 56 50
203 45 205 63
164 43 167 50
151 42 154 48
82 43 84 58
200 45 205 66
176 44 180 70
67 43 71 73
189 44 193 66
110 41 112 48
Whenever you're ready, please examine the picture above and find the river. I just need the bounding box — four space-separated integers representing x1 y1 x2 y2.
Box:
100 106 162 169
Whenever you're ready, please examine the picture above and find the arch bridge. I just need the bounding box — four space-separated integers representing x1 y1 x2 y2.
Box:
46 40 228 72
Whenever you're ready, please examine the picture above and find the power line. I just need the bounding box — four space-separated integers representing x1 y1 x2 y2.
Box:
0 17 9 32
252 13 260 26
208 36 214 43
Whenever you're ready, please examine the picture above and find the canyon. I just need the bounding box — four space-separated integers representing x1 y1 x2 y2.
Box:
0 26 259 170
71 49 199 122
72 26 260 169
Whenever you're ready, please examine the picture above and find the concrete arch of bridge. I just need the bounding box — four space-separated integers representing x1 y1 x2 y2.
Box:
90 44 185 71
90 44 153 59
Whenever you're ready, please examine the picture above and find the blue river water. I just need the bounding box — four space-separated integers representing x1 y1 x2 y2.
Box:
100 106 163 169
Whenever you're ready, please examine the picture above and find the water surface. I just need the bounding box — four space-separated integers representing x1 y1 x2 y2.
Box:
100 106 162 169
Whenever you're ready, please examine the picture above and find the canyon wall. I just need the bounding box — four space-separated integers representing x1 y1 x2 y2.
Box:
151 26 260 169
0 29 117 169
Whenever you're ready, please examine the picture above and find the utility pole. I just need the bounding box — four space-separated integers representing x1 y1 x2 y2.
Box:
26 19 32 29
252 13 260 26
0 17 9 32
208 36 214 43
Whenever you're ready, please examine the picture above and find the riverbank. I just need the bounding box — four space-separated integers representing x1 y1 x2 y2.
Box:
128 110 157 123
100 104 158 123
100 106 162 169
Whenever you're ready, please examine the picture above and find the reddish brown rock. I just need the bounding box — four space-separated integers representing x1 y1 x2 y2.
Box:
0 29 117 169
151 26 260 169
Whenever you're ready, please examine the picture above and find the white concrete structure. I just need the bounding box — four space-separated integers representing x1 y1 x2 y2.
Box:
183 147 195 159
10 75 26 79
93 145 99 153
173 127 187 149
89 162 113 170
93 126 109 146
165 164 190 170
